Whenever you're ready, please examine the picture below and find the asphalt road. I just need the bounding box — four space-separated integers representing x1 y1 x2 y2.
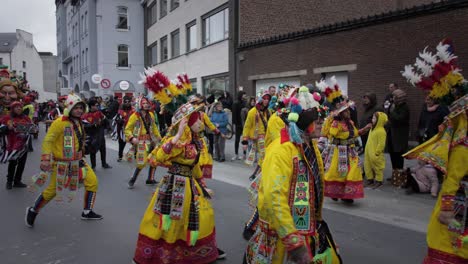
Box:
0 133 427 264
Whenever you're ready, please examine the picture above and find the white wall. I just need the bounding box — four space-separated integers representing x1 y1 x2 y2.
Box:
146 0 229 94
0 53 11 66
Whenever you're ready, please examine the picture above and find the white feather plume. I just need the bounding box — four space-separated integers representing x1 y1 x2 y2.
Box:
419 47 438 67
415 58 433 77
401 65 422 86
330 76 337 87
436 42 457 63
315 79 328 92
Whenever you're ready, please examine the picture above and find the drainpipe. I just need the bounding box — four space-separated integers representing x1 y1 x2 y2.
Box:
9 51 12 69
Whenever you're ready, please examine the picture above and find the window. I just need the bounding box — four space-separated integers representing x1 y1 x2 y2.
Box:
170 0 179 11
0 58 3 65
202 74 229 95
22 61 26 68
117 6 129 29
171 29 180 58
149 42 158 65
85 48 88 66
81 15 84 34
84 12 88 34
186 21 197 52
189 78 197 92
148 2 157 25
160 36 168 62
202 7 229 46
117 44 129 67
160 0 167 18
82 51 84 69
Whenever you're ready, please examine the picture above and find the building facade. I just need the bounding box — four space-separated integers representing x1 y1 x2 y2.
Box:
0 30 55 100
55 0 145 98
143 0 229 95
39 52 59 97
233 0 468 139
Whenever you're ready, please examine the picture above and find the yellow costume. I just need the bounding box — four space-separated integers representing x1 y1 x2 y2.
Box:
264 112 286 148
125 111 161 169
245 133 341 263
133 125 219 264
323 118 364 199
404 96 468 263
364 112 388 182
198 112 217 178
27 93 101 227
243 106 270 165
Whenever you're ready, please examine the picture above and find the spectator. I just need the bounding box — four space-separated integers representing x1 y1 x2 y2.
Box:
218 91 233 110
405 160 439 197
383 83 398 109
417 95 449 143
359 93 380 149
231 90 246 161
210 102 229 162
386 89 410 185
268 85 277 96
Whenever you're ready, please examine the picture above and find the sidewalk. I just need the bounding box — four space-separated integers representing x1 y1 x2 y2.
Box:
106 135 434 234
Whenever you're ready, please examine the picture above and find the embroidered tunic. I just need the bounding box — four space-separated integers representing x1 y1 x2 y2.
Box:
133 127 218 264
322 118 364 199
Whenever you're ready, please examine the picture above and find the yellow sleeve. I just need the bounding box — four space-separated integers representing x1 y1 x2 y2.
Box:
261 144 296 239
321 117 333 137
203 113 217 132
124 113 137 142
265 115 284 148
150 113 161 140
42 119 62 156
440 145 468 199
154 137 184 164
242 108 255 140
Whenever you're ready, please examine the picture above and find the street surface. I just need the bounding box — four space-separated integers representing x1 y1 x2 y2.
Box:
0 129 432 263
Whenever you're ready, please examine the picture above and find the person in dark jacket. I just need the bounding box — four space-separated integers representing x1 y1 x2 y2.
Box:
231 91 246 160
82 98 112 169
386 89 410 180
218 91 233 110
359 93 380 149
417 95 449 143
210 102 229 162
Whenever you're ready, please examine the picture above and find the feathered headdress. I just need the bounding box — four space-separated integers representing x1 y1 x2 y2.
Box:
139 68 172 105
401 39 467 104
316 76 344 106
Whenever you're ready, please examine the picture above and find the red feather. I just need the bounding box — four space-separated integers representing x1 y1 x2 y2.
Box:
145 71 170 93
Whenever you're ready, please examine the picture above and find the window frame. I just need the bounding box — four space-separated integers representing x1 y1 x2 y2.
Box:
170 0 179 11
22 61 27 68
117 44 129 68
171 29 180 58
186 20 197 52
149 41 158 66
160 36 168 62
202 72 229 95
202 4 229 47
160 0 167 19
148 1 157 26
116 6 129 30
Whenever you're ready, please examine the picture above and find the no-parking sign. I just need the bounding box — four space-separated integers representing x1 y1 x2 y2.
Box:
101 79 111 89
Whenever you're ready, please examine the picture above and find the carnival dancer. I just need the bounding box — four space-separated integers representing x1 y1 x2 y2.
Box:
244 88 341 264
132 69 225 264
242 91 271 180
125 96 161 188
46 96 67 132
401 40 468 263
1 101 36 189
25 93 103 228
318 77 364 204
114 95 134 162
82 97 112 169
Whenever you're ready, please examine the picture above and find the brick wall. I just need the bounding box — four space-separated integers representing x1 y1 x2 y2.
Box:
239 0 437 44
237 7 468 140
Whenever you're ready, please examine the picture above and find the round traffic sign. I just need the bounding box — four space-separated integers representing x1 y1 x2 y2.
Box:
91 74 102 84
119 80 130 90
101 79 111 89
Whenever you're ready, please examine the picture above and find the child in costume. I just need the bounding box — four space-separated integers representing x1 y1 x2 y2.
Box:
125 96 162 188
244 87 341 264
402 40 468 263
25 93 103 228
318 77 364 203
364 112 388 189
132 69 225 264
2 101 37 189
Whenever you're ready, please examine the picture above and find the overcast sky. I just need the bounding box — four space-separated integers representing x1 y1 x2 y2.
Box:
0 0 57 54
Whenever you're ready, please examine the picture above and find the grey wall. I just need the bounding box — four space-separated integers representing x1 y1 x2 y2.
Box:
40 54 59 94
